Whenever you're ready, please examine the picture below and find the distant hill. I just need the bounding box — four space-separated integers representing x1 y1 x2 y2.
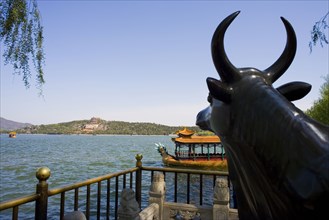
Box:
0 117 33 130
13 117 204 135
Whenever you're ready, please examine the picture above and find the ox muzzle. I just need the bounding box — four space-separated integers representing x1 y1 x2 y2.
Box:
196 106 213 132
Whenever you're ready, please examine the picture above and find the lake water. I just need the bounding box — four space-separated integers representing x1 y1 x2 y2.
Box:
0 134 173 199
1 134 225 219
0 134 175 218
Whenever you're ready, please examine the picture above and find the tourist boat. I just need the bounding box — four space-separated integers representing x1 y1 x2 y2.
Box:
157 128 227 171
8 131 17 138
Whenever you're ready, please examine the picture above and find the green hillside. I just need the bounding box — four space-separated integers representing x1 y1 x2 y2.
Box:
15 117 204 135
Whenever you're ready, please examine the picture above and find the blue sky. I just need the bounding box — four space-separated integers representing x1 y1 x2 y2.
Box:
1 1 328 126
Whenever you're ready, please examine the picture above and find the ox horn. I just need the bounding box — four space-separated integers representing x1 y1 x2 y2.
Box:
264 17 297 83
211 11 241 83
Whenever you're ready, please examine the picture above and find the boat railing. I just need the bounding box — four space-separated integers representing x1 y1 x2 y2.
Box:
176 152 225 160
0 154 234 220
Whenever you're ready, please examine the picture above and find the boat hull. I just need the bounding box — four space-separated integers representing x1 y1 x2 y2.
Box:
162 155 228 171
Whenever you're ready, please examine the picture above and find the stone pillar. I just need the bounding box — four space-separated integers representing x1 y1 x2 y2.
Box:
118 189 140 220
148 172 165 220
213 177 229 220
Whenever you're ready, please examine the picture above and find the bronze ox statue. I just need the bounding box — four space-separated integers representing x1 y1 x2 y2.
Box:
196 11 329 220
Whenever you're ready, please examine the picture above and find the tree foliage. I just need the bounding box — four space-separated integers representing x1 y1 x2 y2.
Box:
0 0 45 92
305 75 329 125
309 12 329 52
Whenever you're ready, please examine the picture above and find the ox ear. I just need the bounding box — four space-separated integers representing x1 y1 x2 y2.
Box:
206 77 231 103
276 81 311 101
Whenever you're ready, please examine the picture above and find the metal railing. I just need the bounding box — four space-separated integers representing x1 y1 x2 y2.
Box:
0 155 230 220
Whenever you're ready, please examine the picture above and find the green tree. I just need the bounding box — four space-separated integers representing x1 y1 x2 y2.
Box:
309 12 329 52
305 75 329 125
0 0 45 93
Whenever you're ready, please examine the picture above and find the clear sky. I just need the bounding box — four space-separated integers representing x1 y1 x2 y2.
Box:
1 1 328 126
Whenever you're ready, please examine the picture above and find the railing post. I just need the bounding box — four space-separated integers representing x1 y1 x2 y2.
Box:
149 172 165 220
135 154 143 209
35 167 51 220
213 177 229 220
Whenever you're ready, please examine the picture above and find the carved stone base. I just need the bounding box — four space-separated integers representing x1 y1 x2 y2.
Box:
63 211 86 220
118 189 140 220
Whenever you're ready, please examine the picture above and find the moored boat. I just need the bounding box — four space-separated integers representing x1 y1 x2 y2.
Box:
8 131 17 138
157 128 227 171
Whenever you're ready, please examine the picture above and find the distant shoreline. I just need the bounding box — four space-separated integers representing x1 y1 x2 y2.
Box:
0 117 211 136
0 132 175 136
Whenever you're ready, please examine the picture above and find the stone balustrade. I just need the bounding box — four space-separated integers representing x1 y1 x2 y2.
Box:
118 172 238 220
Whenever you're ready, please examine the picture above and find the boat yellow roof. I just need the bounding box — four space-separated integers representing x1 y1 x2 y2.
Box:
175 128 195 137
173 135 221 144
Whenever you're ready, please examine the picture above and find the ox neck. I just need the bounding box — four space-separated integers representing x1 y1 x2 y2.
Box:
229 80 327 153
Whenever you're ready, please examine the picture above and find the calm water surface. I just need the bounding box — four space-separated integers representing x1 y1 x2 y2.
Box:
0 134 172 201
0 134 222 219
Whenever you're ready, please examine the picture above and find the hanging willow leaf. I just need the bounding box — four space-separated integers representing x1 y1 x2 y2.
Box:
309 12 329 53
0 0 45 94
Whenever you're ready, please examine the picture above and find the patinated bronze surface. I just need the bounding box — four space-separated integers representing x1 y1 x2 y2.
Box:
196 11 329 220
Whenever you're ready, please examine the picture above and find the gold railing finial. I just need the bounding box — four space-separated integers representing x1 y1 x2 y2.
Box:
36 167 51 182
135 154 143 167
